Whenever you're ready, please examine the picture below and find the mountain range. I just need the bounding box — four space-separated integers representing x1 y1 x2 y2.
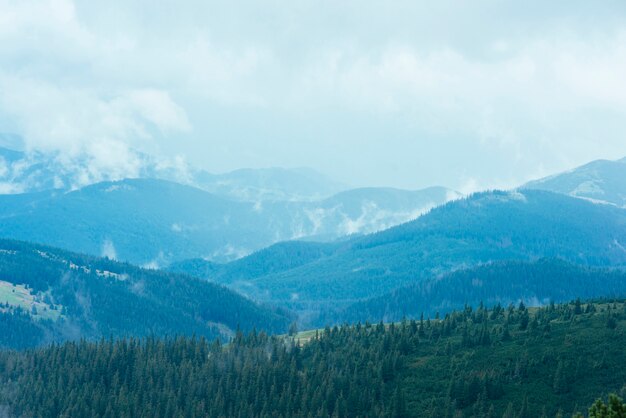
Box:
0 140 346 201
0 149 459 264
171 187 626 325
2 142 626 332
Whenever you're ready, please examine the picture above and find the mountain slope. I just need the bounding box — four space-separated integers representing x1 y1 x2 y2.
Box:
214 190 626 320
524 157 626 207
0 239 291 349
336 259 626 323
0 178 457 264
0 145 193 194
169 241 341 284
0 179 262 264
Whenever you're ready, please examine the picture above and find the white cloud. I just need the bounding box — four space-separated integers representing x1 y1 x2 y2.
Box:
101 239 117 260
0 1 625 190
125 90 190 133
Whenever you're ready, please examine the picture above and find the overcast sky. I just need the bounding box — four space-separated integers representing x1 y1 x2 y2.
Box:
1 0 626 192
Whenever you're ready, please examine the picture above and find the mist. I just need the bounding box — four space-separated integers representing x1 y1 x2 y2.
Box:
1 0 626 192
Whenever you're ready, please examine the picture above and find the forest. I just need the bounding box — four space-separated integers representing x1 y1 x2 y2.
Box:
335 259 626 324
0 299 624 417
0 239 291 349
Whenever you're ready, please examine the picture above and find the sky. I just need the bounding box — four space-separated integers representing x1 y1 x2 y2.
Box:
1 0 626 192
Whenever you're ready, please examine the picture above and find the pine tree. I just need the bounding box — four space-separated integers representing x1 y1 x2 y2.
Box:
588 394 626 418
502 402 515 418
553 360 568 394
574 299 583 315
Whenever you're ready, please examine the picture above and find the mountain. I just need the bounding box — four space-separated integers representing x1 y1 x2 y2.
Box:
169 241 341 284
0 178 457 265
296 186 460 239
524 157 626 207
0 179 261 264
0 145 192 194
200 190 626 323
0 143 345 201
0 239 291 349
1 299 624 417
336 259 626 324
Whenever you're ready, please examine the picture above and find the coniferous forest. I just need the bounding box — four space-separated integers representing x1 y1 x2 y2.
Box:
1 299 624 417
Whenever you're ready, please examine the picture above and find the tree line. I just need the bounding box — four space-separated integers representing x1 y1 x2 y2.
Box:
0 298 624 417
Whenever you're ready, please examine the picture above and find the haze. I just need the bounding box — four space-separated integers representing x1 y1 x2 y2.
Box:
1 0 626 192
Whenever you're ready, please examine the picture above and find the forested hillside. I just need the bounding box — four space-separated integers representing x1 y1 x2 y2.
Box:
168 240 340 284
334 259 626 324
0 240 291 349
191 190 626 322
0 300 624 417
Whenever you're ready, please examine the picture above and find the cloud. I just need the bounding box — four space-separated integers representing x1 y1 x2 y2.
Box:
125 90 190 133
291 32 626 128
0 0 192 184
0 74 189 155
0 1 625 191
101 239 117 260
0 182 22 194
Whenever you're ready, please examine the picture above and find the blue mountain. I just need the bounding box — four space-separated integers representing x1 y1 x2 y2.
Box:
0 178 457 265
524 157 626 207
176 190 626 325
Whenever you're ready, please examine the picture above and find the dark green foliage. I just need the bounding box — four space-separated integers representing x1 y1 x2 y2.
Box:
0 309 47 349
588 394 626 417
166 258 223 280
337 259 626 325
0 239 292 349
0 300 624 417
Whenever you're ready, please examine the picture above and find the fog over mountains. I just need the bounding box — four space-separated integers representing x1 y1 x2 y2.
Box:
1 139 626 271
169 188 626 325
2 3 626 416
0 142 344 201
1 141 626 341
0 144 460 264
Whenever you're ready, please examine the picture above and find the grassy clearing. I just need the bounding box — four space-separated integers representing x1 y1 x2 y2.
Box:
0 280 62 321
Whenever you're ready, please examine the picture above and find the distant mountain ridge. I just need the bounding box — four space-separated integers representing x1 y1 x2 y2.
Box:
174 189 626 325
524 156 626 207
0 178 458 264
0 144 345 201
194 166 346 201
